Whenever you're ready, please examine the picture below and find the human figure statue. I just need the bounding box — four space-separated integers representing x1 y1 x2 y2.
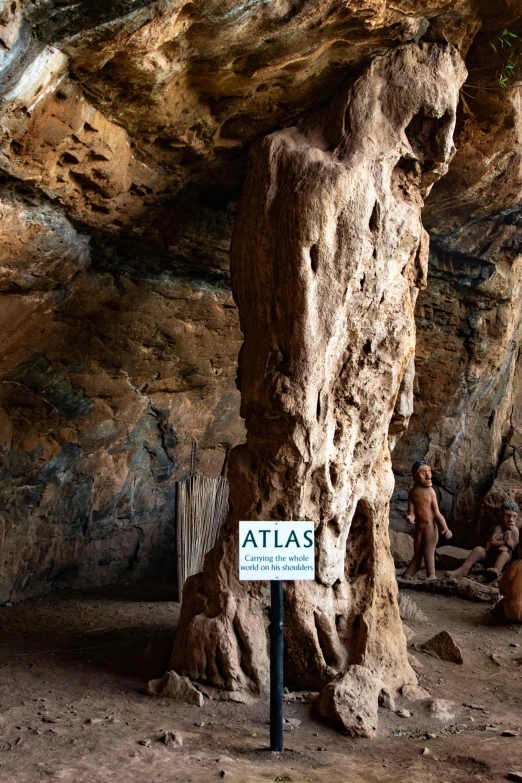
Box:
492 559 522 622
402 461 453 581
445 499 520 581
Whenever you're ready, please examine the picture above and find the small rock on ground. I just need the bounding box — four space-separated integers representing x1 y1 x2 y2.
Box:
147 671 204 708
418 631 464 664
428 699 455 722
161 730 183 749
401 684 430 702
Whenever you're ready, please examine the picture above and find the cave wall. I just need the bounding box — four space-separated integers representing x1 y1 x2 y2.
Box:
391 23 522 544
3 0 522 603
0 186 244 602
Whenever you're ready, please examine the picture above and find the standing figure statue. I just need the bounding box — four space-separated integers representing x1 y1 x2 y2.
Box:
445 500 519 581
402 461 453 581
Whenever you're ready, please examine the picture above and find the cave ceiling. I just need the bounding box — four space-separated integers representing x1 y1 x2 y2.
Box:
1 0 522 286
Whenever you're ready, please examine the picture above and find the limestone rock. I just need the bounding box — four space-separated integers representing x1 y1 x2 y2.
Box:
428 698 456 722
398 593 428 624
401 684 431 702
171 43 465 728
402 623 415 642
407 653 423 673
316 666 383 738
0 2 522 751
378 688 396 712
436 546 472 571
195 683 257 706
161 731 183 749
392 30 522 545
418 631 464 664
147 671 204 708
389 531 414 567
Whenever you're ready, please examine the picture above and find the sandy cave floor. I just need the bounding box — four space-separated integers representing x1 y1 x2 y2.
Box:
1 581 522 783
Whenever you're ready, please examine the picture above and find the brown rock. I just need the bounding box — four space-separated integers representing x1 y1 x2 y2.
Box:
316 666 384 738
389 530 415 568
428 698 456 722
378 688 396 712
417 631 464 664
147 671 204 708
418 631 464 664
161 731 183 749
401 684 431 702
402 623 415 642
408 653 424 672
392 40 522 545
398 593 428 623
436 546 472 571
171 43 465 734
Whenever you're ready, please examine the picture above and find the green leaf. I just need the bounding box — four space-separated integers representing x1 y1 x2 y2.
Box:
507 31 518 38
491 42 497 52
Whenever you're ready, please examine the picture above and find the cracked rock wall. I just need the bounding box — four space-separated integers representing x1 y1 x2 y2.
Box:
0 188 243 602
3 0 522 604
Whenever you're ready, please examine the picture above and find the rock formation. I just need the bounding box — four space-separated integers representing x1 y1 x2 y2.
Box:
172 42 466 735
0 0 493 603
391 17 522 543
2 0 522 734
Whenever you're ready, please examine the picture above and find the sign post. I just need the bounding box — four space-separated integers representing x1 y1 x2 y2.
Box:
270 579 284 751
239 520 315 752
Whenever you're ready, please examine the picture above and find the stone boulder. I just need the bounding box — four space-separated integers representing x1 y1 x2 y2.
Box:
436 546 472 571
389 530 414 567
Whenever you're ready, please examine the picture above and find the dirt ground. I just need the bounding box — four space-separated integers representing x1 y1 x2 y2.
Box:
1 581 522 783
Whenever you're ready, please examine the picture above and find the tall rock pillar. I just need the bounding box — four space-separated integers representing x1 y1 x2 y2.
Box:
171 43 466 735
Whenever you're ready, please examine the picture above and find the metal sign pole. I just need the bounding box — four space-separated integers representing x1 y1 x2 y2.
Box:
270 579 284 752
239 520 315 753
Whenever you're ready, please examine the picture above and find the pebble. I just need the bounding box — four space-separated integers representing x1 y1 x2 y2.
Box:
503 730 519 737
161 731 183 749
286 718 301 728
508 773 522 783
396 709 411 719
138 739 151 747
510 643 520 648
422 747 430 756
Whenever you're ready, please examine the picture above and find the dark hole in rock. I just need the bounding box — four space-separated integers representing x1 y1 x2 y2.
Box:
310 243 319 273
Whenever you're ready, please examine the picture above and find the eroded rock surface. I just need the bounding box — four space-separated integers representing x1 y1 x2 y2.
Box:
0 0 494 602
391 13 522 541
172 42 466 735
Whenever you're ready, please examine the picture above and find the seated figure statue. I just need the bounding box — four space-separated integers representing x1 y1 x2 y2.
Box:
445 499 520 581
402 460 452 581
493 559 522 622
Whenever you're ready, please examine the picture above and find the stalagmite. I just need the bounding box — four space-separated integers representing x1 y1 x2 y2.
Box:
171 43 466 736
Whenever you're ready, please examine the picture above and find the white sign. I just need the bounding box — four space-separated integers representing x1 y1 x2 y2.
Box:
239 521 315 581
